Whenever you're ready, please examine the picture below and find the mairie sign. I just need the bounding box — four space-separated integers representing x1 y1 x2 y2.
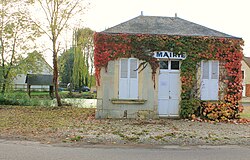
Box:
153 51 186 60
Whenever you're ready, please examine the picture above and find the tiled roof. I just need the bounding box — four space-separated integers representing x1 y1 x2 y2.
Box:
25 74 53 85
103 15 239 38
243 56 250 68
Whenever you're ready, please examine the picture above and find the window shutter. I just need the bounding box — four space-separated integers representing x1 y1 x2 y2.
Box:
246 84 250 97
130 59 137 78
119 59 129 99
211 61 219 79
210 61 219 100
201 60 219 100
119 58 138 99
202 61 209 79
129 58 138 99
121 59 128 78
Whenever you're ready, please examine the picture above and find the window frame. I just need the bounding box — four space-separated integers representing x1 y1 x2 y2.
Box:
159 60 180 72
119 58 139 99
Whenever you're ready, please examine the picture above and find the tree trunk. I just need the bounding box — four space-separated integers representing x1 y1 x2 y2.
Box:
1 82 6 95
1 74 8 95
89 74 93 90
53 42 62 106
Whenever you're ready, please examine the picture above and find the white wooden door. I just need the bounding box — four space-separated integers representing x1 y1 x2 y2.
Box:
158 69 180 116
201 60 219 100
158 72 170 115
169 72 181 115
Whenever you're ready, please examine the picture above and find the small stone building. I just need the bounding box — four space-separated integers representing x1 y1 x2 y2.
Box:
94 15 244 119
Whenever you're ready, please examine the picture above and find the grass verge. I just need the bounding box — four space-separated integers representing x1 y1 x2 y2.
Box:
0 106 95 135
240 106 250 119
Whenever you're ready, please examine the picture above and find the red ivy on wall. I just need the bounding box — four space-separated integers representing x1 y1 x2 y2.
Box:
94 32 244 120
94 33 131 86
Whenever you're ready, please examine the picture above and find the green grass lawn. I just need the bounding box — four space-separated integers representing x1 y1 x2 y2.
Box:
14 90 96 99
240 106 250 119
0 106 95 131
0 91 96 107
14 90 69 98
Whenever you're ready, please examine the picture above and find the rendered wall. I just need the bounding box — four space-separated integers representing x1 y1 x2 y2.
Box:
95 59 158 119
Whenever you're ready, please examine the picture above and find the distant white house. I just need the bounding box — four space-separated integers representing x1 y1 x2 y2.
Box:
13 54 53 91
242 56 250 98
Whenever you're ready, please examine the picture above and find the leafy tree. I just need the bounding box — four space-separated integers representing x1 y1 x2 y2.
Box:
10 50 50 90
0 0 40 94
30 0 87 106
59 48 74 87
19 50 50 74
72 28 94 90
72 30 85 91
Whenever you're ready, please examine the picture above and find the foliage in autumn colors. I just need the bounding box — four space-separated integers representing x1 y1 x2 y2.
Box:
94 33 244 121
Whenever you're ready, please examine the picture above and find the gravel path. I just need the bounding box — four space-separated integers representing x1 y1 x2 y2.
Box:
9 119 246 146
1 105 249 147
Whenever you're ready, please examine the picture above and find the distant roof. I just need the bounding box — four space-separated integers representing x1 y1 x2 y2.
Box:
243 56 250 68
25 74 53 85
103 15 240 38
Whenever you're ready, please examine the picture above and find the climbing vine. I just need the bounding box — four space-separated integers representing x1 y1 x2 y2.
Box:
94 32 244 121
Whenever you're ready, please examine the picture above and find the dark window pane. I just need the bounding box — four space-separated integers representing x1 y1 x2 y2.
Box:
171 61 179 70
160 61 168 69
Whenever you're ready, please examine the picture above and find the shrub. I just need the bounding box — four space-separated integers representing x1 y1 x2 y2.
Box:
0 92 52 107
201 101 241 121
65 92 96 99
180 99 201 118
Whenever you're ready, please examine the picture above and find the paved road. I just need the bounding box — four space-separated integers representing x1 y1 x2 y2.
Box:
0 140 250 160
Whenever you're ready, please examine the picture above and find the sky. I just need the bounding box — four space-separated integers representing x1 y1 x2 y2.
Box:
40 0 250 66
82 0 250 57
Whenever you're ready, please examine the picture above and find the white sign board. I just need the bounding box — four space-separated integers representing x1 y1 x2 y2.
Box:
153 51 186 60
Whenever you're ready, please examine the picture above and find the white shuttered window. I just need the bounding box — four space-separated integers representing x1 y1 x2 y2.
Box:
119 58 138 99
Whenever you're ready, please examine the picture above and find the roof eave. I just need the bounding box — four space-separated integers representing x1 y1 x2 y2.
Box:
98 31 242 40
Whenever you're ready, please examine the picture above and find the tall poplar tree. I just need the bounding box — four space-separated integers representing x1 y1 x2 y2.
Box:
59 48 74 86
72 28 94 90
